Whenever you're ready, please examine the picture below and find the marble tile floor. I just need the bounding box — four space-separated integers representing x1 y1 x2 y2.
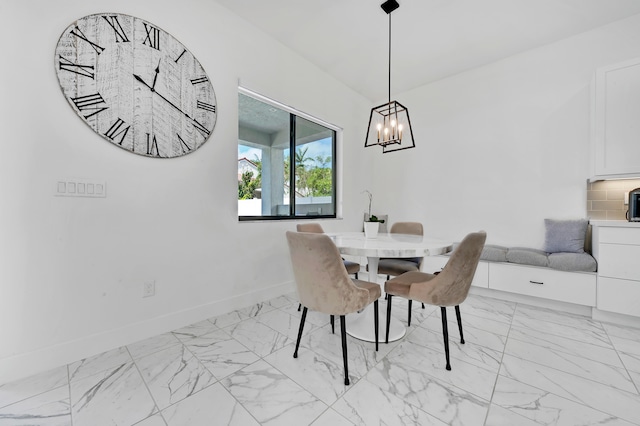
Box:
2 292 640 425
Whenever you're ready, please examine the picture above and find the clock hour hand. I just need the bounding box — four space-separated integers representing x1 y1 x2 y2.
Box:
151 60 160 91
133 73 188 117
133 73 152 90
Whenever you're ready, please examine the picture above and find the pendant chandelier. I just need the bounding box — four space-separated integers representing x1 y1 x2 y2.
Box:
365 0 415 153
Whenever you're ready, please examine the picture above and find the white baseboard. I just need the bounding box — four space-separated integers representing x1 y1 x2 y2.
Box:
470 286 640 328
0 281 295 385
469 286 593 317
592 308 640 328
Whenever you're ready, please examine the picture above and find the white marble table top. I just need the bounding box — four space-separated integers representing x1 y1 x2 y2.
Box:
328 232 452 258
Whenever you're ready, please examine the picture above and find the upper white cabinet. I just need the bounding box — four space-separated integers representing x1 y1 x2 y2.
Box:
592 58 640 180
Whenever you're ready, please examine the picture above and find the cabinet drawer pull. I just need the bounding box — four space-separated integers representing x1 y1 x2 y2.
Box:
529 280 544 285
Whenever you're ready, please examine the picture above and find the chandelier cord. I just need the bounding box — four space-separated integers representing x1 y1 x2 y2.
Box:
388 12 392 105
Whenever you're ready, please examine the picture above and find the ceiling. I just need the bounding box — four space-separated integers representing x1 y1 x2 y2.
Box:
214 0 640 102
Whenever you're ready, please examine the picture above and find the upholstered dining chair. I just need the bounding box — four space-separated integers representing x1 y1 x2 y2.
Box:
285 231 381 385
375 221 425 326
384 231 486 370
295 223 361 319
296 223 360 278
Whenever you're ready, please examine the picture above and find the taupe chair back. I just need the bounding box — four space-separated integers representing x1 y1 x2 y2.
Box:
389 222 423 236
408 231 486 307
285 231 380 385
286 231 372 315
294 222 359 301
383 231 486 370
296 223 324 233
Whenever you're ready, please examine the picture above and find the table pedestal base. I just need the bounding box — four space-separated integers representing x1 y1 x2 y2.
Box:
345 299 406 343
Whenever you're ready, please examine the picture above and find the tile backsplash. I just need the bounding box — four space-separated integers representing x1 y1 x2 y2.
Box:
587 179 640 220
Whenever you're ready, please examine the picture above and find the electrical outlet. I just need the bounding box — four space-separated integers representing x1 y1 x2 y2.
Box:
143 281 155 298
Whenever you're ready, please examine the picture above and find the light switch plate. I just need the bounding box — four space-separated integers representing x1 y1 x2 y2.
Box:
55 179 106 198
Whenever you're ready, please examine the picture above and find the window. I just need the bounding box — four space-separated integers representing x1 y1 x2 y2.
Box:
238 88 337 220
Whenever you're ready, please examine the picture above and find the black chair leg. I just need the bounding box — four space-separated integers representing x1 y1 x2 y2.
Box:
297 303 301 312
374 300 379 351
455 305 464 344
385 294 393 344
441 307 451 370
294 307 308 358
421 303 425 309
355 272 358 279
408 300 413 327
340 315 350 386
330 315 335 334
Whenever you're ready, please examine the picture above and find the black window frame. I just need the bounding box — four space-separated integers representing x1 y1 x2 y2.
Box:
238 88 338 221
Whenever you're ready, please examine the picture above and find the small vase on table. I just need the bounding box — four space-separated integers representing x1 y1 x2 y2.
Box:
364 221 379 239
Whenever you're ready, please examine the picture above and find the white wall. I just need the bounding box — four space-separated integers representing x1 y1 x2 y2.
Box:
3 0 640 384
0 0 373 383
374 13 640 248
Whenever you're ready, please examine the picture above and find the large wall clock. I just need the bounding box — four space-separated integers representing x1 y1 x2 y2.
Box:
55 13 217 158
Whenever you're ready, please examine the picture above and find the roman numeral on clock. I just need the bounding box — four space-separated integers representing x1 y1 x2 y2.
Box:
104 118 131 145
176 134 192 153
70 93 108 119
190 76 209 85
197 100 216 113
59 55 95 79
142 23 160 50
174 49 187 63
70 26 105 55
146 133 161 157
102 15 130 43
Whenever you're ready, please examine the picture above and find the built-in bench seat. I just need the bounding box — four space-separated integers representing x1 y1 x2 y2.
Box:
422 223 598 308
462 243 597 272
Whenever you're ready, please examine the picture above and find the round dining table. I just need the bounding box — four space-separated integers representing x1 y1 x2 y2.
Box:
328 232 452 342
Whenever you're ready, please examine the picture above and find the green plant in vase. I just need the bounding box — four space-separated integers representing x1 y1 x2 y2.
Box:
364 190 385 223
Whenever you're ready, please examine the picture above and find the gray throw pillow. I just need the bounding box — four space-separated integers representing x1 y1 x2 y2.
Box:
544 218 588 254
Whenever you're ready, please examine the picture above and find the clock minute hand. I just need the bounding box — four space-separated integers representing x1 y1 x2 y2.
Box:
133 74 209 137
133 73 190 118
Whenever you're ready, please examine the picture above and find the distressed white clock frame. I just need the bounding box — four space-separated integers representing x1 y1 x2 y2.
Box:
55 13 217 158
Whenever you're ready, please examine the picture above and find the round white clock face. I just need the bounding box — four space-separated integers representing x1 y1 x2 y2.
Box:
55 13 217 158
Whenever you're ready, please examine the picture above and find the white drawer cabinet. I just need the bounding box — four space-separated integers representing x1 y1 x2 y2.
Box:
593 223 640 317
597 277 640 317
598 244 640 281
422 256 489 288
599 226 640 245
489 263 596 306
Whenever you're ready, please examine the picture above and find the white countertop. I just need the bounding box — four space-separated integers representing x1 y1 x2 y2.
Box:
590 220 640 228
